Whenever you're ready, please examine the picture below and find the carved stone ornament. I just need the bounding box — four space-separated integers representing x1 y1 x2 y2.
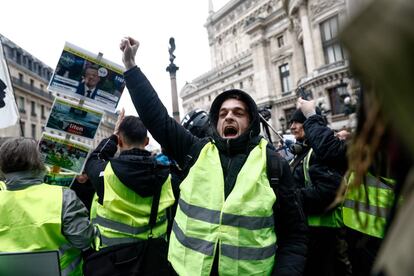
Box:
310 0 343 18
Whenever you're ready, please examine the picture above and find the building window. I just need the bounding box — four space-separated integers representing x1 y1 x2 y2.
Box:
31 101 37 117
328 84 349 115
16 51 22 64
30 79 34 89
284 107 297 127
41 105 46 119
40 84 44 91
277 35 284 48
18 73 23 83
31 124 36 139
279 63 291 94
239 81 244 89
18 96 25 113
320 15 344 64
21 121 25 137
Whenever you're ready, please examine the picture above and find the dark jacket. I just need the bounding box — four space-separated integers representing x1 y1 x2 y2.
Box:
124 66 307 276
84 135 169 205
290 114 347 215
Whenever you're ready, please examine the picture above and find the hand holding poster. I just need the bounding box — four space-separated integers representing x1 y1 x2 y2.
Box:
48 42 126 112
0 38 19 129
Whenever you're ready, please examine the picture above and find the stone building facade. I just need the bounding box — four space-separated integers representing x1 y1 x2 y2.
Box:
181 0 359 141
0 34 117 148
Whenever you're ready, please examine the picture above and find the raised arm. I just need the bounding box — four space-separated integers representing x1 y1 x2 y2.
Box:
298 97 348 173
120 37 199 166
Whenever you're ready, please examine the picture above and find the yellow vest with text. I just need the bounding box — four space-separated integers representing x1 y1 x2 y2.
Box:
303 149 343 227
0 183 83 276
93 162 175 249
342 173 395 238
168 139 277 276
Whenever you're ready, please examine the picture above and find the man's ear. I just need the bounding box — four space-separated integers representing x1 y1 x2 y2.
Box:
144 137 149 147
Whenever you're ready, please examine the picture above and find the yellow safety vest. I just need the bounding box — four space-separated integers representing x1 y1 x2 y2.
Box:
0 183 83 276
93 162 175 249
169 139 277 276
342 173 395 238
303 148 343 227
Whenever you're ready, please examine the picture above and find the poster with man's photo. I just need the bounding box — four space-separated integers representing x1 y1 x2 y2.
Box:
46 97 103 139
48 42 126 112
38 133 90 174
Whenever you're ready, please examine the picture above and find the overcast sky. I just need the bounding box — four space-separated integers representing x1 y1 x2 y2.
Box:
0 0 229 117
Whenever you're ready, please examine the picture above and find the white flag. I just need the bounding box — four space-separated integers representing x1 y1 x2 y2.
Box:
0 39 19 129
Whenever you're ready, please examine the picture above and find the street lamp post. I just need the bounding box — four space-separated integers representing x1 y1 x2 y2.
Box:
166 37 180 122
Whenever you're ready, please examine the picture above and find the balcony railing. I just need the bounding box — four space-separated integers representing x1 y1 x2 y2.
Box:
11 77 54 101
315 60 347 75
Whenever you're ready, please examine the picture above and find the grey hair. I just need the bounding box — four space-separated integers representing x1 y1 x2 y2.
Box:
0 137 46 174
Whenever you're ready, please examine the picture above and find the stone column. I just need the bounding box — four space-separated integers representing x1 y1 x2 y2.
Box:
250 35 274 101
299 3 316 73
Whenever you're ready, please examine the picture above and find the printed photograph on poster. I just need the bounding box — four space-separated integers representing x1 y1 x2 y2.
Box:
44 167 76 187
46 97 103 139
38 133 90 174
48 42 125 112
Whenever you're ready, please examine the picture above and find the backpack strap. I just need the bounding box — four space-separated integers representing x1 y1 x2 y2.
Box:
148 184 162 239
266 145 280 191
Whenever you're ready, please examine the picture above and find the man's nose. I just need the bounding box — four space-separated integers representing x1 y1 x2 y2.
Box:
224 112 234 120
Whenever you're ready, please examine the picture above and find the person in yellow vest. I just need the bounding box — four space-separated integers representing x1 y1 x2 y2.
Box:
0 137 96 276
289 98 350 276
119 37 308 276
83 110 175 275
341 90 403 276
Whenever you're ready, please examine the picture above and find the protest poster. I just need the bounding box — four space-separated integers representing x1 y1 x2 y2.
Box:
46 97 103 139
44 167 76 187
38 133 90 174
0 38 19 129
48 42 125 112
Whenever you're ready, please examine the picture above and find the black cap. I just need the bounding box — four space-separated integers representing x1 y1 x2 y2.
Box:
290 109 306 124
290 107 322 124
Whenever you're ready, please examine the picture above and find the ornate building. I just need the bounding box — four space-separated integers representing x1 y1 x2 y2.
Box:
181 0 358 141
0 34 117 148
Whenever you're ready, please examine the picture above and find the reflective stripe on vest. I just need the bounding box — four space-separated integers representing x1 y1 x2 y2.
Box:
94 162 175 249
342 173 395 238
168 139 277 276
303 148 343 228
178 198 274 230
0 184 82 275
59 244 83 276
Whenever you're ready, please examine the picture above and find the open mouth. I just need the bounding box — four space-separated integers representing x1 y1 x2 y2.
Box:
223 126 238 138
